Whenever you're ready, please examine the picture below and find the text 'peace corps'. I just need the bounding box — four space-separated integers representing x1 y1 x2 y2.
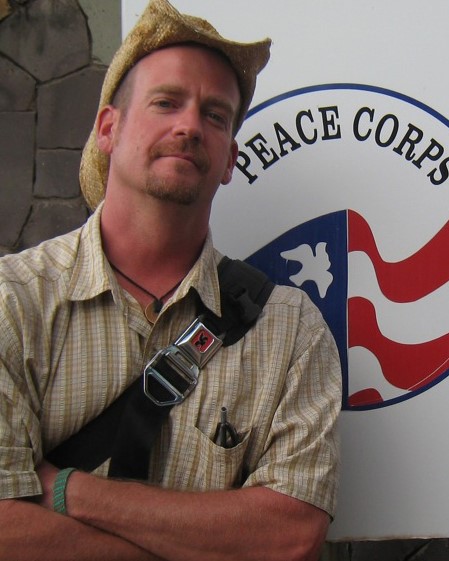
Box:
236 105 449 186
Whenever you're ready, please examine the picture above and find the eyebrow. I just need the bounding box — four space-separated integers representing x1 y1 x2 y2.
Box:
146 85 238 118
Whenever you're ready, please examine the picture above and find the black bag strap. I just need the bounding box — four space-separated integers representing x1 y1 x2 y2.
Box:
202 256 275 346
47 258 274 478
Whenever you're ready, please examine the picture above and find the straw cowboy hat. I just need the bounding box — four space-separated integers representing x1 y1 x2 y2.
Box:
79 0 271 210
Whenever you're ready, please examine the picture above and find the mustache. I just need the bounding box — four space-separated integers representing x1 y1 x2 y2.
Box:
149 139 210 173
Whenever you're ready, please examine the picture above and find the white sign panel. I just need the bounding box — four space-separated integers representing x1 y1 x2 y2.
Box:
122 0 449 539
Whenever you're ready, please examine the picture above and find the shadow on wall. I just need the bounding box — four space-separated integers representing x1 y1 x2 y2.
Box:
0 0 110 255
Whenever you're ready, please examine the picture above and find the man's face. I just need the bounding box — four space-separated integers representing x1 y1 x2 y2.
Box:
101 44 240 207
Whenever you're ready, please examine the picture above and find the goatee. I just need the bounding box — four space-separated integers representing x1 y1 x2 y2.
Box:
144 138 211 205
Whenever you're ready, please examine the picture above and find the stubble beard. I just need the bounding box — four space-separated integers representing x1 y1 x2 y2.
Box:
144 169 202 206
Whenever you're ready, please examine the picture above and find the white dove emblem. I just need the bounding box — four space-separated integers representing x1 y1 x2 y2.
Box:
280 242 333 298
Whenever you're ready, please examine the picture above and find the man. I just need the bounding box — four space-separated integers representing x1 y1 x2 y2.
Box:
0 1 341 559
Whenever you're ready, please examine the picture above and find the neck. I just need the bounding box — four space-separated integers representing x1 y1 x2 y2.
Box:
100 193 210 299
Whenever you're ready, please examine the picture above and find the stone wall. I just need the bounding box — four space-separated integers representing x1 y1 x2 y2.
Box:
0 1 447 559
0 0 117 255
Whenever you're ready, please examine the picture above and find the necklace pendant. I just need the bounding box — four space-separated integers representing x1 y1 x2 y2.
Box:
144 302 159 324
109 260 184 323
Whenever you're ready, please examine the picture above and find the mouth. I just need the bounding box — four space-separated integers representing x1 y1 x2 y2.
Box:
164 153 196 164
150 139 210 173
160 152 209 172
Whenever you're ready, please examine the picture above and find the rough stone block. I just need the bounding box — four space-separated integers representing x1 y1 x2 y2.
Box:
0 0 90 82
0 112 34 247
349 539 449 561
19 200 89 249
78 0 121 65
0 0 11 22
321 542 350 560
35 149 82 198
0 55 36 111
37 65 106 149
412 539 449 560
0 247 13 258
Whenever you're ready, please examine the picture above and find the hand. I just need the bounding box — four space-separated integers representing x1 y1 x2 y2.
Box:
35 460 60 510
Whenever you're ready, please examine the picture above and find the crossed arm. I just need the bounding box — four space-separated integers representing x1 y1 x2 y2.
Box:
0 461 329 561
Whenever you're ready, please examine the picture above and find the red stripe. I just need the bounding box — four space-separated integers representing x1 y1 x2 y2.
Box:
348 296 449 391
348 209 449 302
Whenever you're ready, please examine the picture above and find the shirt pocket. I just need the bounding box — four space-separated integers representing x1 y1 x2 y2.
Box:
186 425 252 491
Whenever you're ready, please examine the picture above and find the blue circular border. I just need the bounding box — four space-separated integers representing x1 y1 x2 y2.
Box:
247 83 449 129
246 83 449 411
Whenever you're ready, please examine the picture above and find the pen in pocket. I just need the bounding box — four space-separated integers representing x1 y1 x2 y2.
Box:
213 406 239 448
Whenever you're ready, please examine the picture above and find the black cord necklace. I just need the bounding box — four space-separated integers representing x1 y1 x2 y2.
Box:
109 262 183 315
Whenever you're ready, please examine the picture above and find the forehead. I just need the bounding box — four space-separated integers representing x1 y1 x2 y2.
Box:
132 44 240 98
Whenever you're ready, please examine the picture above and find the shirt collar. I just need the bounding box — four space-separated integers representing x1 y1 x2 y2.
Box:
167 231 223 318
67 202 113 302
67 207 224 318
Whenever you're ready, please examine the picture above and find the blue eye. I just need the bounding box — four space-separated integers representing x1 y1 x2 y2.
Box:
207 111 228 129
210 112 224 122
155 99 173 108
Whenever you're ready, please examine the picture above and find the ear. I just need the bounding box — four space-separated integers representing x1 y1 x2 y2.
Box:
221 140 239 185
96 105 119 155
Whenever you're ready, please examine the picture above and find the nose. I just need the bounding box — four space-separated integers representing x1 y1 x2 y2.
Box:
173 106 203 142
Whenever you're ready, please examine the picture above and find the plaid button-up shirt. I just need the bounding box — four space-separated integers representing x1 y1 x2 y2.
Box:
0 205 341 516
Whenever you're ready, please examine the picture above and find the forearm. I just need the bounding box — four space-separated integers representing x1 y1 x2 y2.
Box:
0 499 162 561
67 471 329 561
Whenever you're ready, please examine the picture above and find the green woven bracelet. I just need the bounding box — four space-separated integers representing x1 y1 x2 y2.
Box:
53 467 76 515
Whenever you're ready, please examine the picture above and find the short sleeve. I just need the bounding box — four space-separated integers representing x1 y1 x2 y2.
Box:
0 287 43 499
243 295 341 517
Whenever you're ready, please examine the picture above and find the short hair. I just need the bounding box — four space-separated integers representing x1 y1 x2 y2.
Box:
111 64 138 114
